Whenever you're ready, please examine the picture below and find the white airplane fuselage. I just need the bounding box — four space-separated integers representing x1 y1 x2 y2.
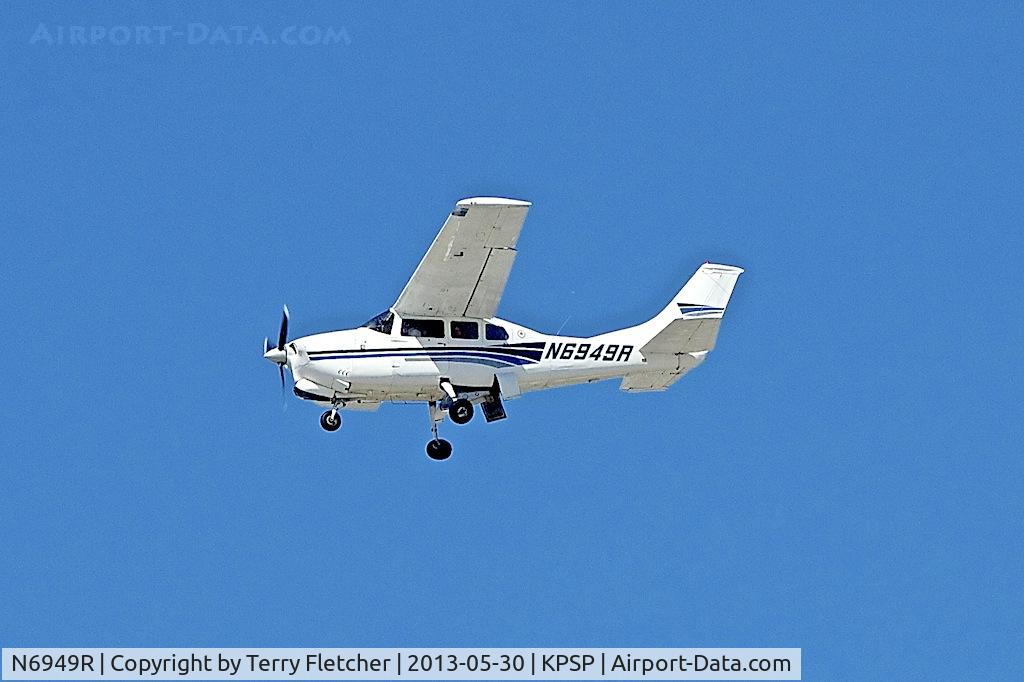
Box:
279 312 649 407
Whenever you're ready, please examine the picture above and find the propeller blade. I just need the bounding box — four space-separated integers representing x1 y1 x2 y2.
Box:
277 305 290 351
280 365 290 411
264 337 270 355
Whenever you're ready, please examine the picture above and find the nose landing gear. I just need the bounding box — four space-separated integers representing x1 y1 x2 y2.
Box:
319 408 341 432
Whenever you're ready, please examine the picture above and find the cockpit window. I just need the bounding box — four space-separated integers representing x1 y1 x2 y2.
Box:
485 323 509 341
362 310 394 334
401 318 444 338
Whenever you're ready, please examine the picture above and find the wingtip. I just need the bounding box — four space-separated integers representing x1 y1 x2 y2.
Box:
702 262 745 274
457 196 531 207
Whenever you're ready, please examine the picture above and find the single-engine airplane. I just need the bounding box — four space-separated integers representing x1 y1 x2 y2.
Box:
263 197 743 460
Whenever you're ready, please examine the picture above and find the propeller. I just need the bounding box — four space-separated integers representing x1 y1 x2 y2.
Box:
263 305 290 402
278 305 289 353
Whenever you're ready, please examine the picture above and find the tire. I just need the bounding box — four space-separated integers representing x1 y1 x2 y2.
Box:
426 438 453 461
449 398 474 425
319 410 341 432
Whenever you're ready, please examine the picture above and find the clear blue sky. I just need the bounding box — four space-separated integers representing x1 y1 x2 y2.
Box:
2 2 1022 679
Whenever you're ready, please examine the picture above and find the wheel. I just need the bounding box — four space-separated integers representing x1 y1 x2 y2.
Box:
426 438 453 461
449 398 474 425
319 409 341 432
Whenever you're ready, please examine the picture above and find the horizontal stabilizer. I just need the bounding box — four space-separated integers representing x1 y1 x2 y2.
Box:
620 353 704 392
642 318 721 355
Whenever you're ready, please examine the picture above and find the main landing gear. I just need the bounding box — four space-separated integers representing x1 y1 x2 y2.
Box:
449 398 474 425
440 378 474 425
426 400 453 461
320 407 342 432
426 438 453 461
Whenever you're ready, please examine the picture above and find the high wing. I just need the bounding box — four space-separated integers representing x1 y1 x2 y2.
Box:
393 197 531 318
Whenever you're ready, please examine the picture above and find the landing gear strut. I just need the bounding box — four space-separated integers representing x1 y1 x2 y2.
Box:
426 400 452 461
320 408 341 432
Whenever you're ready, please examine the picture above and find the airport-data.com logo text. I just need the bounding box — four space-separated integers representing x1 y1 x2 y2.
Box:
29 23 350 47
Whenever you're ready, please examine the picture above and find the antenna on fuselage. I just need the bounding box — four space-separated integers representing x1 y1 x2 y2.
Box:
555 289 577 335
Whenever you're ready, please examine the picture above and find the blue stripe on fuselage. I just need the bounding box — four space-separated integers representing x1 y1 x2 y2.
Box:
308 346 542 363
309 350 534 366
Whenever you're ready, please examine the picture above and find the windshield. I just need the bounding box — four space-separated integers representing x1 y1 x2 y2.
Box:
361 310 394 334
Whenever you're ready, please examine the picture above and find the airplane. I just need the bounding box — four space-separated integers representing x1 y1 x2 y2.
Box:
263 197 743 460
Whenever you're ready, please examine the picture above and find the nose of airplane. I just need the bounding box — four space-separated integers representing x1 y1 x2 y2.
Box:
263 305 290 365
263 345 287 365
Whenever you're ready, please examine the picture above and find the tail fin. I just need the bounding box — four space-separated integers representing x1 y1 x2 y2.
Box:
641 262 744 354
665 262 743 319
619 263 743 392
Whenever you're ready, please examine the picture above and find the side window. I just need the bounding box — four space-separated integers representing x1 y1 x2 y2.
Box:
485 323 509 341
450 321 479 339
401 318 444 338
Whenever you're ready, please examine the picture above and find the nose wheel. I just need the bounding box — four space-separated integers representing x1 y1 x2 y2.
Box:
319 409 342 432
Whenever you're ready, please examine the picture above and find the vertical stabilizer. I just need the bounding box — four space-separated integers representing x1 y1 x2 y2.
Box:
619 263 743 392
664 262 744 321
